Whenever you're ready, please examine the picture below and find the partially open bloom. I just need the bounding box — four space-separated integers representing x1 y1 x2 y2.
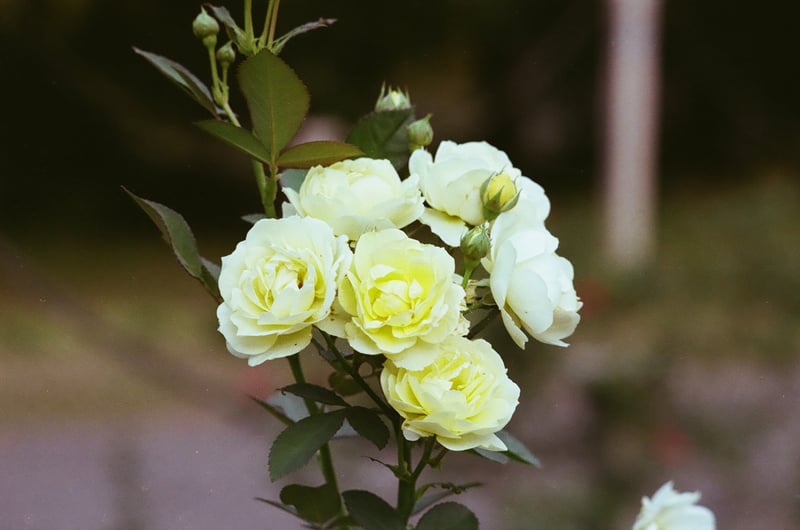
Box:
480 171 519 221
283 157 424 241
409 140 523 246
489 175 551 234
216 216 352 365
381 336 520 451
632 481 716 530
484 227 581 348
337 228 467 361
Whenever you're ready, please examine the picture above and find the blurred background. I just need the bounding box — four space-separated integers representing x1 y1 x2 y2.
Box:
2 0 799 528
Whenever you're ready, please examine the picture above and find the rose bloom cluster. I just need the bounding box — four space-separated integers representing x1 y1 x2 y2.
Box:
216 141 582 451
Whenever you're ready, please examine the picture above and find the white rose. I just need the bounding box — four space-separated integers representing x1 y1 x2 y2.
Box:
337 228 467 363
380 336 520 451
409 140 524 246
216 216 352 365
632 481 716 530
283 157 424 241
484 227 581 348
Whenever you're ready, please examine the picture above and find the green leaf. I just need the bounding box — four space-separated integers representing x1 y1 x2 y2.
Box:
265 391 309 422
279 169 309 193
280 483 341 524
255 497 299 517
412 482 483 515
415 502 478 530
132 47 219 117
346 109 414 169
269 410 346 481
124 188 220 301
281 383 348 407
241 213 267 225
470 447 508 464
200 257 220 283
249 396 293 426
497 430 541 467
195 120 272 163
342 490 404 530
278 141 364 169
238 49 309 159
272 18 337 54
204 4 245 46
346 407 389 449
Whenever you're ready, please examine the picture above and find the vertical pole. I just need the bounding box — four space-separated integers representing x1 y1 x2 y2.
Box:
603 0 662 269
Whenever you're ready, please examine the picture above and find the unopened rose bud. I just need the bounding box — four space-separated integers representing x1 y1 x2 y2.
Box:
193 8 219 46
407 114 433 152
460 225 491 264
216 41 236 66
480 172 520 221
375 84 411 112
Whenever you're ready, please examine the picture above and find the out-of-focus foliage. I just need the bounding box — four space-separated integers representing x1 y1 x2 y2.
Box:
2 0 799 239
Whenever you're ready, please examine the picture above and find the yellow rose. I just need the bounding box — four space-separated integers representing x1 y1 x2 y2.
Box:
337 228 467 363
216 216 352 365
380 336 520 451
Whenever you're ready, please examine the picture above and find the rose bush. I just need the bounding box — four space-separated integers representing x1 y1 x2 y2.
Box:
283 157 424 241
216 216 352 365
380 336 520 451
409 140 524 246
632 481 716 530
337 228 467 366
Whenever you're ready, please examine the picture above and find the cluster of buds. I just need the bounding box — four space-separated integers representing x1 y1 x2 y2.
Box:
374 85 434 152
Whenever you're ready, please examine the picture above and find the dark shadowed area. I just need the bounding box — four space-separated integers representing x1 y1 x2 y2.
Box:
2 1 799 529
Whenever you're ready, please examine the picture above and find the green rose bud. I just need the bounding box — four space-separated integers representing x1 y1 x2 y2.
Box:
406 114 433 152
480 172 520 221
460 224 491 264
375 84 411 112
216 41 236 66
192 8 219 41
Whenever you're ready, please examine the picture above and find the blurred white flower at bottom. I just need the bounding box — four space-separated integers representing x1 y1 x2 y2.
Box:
633 481 716 530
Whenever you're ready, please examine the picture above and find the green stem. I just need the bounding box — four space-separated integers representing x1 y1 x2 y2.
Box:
396 423 415 521
223 100 240 127
321 332 396 418
206 45 222 104
253 161 277 217
461 263 475 289
267 0 281 46
429 446 448 468
411 438 435 481
286 355 343 527
243 0 255 43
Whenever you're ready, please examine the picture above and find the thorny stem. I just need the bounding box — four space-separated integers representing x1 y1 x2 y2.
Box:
317 332 439 526
396 426 415 521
